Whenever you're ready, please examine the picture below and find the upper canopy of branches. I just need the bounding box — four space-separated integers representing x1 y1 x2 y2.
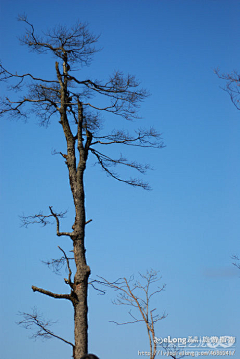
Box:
0 15 149 123
18 14 99 66
0 17 164 189
0 15 150 122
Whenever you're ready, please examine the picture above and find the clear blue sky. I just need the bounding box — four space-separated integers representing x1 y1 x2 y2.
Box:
0 1 239 359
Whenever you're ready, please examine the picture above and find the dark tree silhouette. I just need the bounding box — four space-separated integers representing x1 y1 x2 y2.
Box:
0 16 164 359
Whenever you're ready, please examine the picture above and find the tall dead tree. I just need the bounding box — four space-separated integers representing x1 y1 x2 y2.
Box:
0 16 164 359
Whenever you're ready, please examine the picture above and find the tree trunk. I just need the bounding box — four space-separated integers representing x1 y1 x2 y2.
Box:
71 183 90 359
73 240 90 358
56 58 92 357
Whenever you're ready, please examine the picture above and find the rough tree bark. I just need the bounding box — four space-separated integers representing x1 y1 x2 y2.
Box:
0 16 164 359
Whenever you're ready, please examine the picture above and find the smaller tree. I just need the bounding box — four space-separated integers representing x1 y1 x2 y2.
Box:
214 69 240 110
100 270 167 359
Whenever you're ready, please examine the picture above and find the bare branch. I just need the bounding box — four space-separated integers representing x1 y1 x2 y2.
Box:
0 62 60 124
0 96 28 119
20 211 56 227
42 247 75 285
42 256 68 275
17 308 74 348
0 62 58 84
58 246 73 287
20 207 73 237
68 71 149 121
90 148 151 190
49 206 73 237
85 219 92 225
214 68 240 110
92 128 165 149
88 279 106 295
32 285 71 301
92 149 151 173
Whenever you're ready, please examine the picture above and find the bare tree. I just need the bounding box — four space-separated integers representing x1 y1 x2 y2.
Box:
214 68 240 110
99 270 167 359
100 270 185 359
0 16 164 359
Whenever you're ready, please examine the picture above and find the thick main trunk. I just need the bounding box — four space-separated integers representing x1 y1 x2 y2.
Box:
74 292 88 359
72 173 90 359
57 64 91 357
73 243 90 359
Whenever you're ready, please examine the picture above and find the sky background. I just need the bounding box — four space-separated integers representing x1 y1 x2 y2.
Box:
0 1 240 359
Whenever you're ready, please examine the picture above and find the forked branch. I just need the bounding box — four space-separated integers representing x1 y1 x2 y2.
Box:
20 207 73 238
49 206 73 238
20 208 66 227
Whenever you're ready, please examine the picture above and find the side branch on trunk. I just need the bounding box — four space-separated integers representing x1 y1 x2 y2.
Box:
32 285 71 300
49 206 73 238
58 246 74 288
0 62 58 86
92 128 164 149
90 148 151 190
20 207 73 237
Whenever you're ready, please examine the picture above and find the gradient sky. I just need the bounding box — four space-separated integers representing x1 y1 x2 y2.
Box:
0 1 240 359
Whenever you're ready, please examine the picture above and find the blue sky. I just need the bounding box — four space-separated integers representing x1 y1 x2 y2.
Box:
0 1 240 359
